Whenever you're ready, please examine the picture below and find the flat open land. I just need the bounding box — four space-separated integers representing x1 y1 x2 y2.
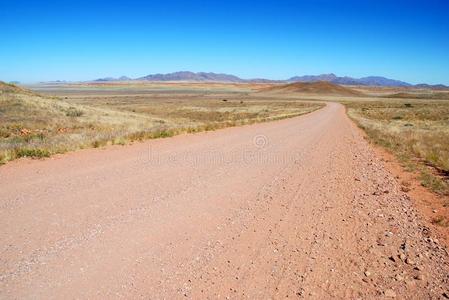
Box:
1 82 449 298
0 82 322 164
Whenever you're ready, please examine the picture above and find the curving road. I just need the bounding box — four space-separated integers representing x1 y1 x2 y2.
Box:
1 103 448 299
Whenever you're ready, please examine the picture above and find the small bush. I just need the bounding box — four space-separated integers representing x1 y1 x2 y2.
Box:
92 140 107 148
127 131 150 141
419 171 448 195
15 148 50 158
186 127 199 133
112 138 126 145
0 151 7 164
66 107 84 117
152 130 175 138
0 128 10 138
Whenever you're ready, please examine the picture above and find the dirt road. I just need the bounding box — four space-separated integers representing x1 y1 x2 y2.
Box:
1 103 448 299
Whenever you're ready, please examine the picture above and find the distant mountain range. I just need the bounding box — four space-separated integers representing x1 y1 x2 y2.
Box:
92 71 448 89
94 76 132 82
137 71 243 82
288 74 411 87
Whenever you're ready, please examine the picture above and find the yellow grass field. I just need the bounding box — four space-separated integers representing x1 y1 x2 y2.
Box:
0 82 322 164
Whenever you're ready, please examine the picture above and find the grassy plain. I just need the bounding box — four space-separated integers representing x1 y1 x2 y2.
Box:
0 82 323 164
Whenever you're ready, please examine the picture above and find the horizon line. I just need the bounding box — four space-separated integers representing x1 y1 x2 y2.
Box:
9 71 448 86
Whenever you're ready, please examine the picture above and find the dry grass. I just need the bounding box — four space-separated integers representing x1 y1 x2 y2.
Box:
0 83 323 164
345 99 449 196
3 81 448 199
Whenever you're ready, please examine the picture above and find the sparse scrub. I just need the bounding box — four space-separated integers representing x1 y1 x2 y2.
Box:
0 84 323 164
15 148 51 158
345 99 449 195
66 107 84 117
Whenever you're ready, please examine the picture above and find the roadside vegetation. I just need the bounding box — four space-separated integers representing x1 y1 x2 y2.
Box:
0 82 323 164
345 99 449 198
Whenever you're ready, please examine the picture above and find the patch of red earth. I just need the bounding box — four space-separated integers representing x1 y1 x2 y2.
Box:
359 131 449 248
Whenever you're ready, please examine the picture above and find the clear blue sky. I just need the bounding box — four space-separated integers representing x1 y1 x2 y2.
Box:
1 0 448 84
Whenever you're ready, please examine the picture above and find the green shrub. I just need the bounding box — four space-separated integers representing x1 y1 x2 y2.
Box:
15 148 50 158
66 107 84 117
152 130 175 138
92 140 107 148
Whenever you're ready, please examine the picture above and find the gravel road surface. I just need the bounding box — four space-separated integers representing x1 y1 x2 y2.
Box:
1 103 448 299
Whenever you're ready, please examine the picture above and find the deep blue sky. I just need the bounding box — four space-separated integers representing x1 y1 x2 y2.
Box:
1 0 448 84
